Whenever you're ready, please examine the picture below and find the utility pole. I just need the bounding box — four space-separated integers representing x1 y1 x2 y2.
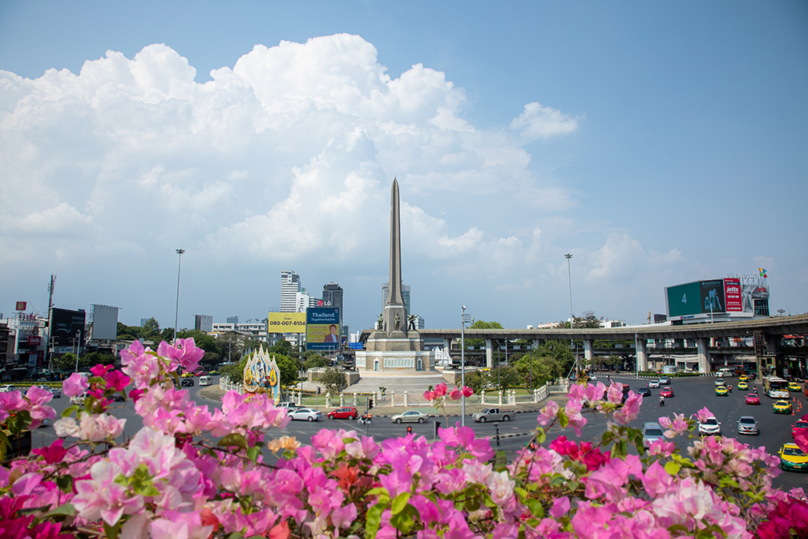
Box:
46 275 56 374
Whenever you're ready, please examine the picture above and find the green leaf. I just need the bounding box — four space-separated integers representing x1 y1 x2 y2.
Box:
365 487 390 498
43 502 75 518
365 504 385 539
664 461 681 476
557 410 569 428
246 447 260 464
525 498 544 519
218 433 249 449
56 476 75 494
61 405 79 418
391 492 411 515
464 496 481 512
390 506 416 534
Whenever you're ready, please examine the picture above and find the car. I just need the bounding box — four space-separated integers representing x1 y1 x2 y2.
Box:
208 370 219 376
737 381 748 390
774 400 793 414
636 387 652 398
289 408 323 422
641 422 665 449
112 393 126 402
792 418 808 438
698 417 721 436
181 372 195 378
714 379 726 387
737 416 759 435
660 387 674 398
391 410 430 424
658 377 671 385
0 384 16 393
181 378 195 387
739 374 748 381
746 393 761 405
276 402 300 410
48 386 62 398
778 443 808 472
70 393 87 405
715 386 729 396
327 406 359 420
790 382 803 392
648 380 660 388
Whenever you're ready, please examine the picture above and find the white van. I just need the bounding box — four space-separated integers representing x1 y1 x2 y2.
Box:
198 376 212 386
717 368 734 378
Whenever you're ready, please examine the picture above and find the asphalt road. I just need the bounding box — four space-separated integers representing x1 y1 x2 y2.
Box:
32 375 806 492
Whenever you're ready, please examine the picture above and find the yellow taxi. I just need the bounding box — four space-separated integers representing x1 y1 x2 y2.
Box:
739 374 748 381
738 381 748 390
778 443 808 472
181 372 195 378
715 386 729 396
774 400 793 414
790 382 802 392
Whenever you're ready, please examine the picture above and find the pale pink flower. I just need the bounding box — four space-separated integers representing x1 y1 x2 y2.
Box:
606 382 625 404
694 406 713 423
63 372 89 397
613 391 642 425
564 398 587 437
537 400 559 427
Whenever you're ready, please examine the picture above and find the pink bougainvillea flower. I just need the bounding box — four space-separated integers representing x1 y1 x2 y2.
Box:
462 386 473 398
433 383 448 398
31 439 68 465
104 370 131 393
695 407 713 423
448 387 462 400
613 391 642 425
423 390 435 401
62 373 89 398
537 400 559 427
90 364 114 379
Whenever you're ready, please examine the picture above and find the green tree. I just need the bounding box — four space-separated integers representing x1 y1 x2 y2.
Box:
55 353 90 372
217 333 243 364
488 366 522 391
514 353 564 390
464 371 487 393
303 353 329 370
116 323 141 341
465 320 504 350
141 317 160 337
275 354 301 386
319 367 345 396
271 339 293 356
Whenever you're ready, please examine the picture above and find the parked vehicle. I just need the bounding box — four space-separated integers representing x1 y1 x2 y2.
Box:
472 408 514 423
289 408 323 422
327 407 359 420
737 416 759 435
642 422 665 448
391 410 430 424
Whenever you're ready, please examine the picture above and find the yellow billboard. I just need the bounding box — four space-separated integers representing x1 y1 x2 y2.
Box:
266 312 307 334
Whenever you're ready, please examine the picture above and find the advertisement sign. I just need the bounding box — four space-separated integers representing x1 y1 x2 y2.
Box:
724 278 742 312
27 336 41 346
51 308 86 347
91 305 119 341
666 282 701 318
306 308 340 351
699 280 725 314
266 312 306 334
15 301 26 311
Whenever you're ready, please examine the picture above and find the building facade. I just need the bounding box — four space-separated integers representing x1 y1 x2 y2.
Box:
226 315 239 324
322 282 344 329
281 270 301 313
194 315 213 333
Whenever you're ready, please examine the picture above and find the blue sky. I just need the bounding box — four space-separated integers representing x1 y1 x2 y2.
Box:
1 1 806 333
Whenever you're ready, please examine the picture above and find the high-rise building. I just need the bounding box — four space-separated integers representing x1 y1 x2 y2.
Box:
382 283 410 318
323 282 344 328
411 314 425 330
281 271 301 313
194 315 213 333
226 315 239 324
296 289 310 313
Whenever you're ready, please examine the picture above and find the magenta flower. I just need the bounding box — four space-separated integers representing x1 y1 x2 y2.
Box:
448 387 462 400
423 390 435 401
462 386 473 397
90 364 114 378
104 370 131 392
433 383 448 398
62 373 89 398
31 439 68 465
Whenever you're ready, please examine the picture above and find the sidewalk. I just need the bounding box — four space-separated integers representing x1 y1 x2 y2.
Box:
198 386 569 418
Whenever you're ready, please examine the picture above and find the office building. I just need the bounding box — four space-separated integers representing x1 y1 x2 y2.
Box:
226 315 239 324
281 270 301 313
323 282 344 328
194 315 213 333
382 282 410 318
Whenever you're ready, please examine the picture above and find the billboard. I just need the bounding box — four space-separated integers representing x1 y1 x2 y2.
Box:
724 278 742 312
91 305 119 341
666 277 770 319
51 308 86 346
267 312 307 334
306 308 340 351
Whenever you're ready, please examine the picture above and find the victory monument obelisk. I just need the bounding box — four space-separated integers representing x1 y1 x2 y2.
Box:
355 179 432 375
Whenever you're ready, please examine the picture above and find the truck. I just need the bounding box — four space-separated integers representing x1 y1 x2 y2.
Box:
472 408 514 423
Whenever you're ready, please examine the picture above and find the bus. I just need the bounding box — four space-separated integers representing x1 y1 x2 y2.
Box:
763 376 789 399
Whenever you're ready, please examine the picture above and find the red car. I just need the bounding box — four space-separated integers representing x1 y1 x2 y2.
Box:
327 406 358 420
660 387 674 398
745 393 760 405
792 419 808 439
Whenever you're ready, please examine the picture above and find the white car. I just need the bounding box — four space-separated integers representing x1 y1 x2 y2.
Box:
698 417 721 436
714 379 726 387
0 384 16 393
649 380 660 388
70 393 87 405
289 408 323 422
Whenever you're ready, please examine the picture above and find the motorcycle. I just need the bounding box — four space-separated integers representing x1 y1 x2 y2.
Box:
659 397 665 407
357 416 372 426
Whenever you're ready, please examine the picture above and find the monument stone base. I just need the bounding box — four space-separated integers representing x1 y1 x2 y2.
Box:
355 329 436 376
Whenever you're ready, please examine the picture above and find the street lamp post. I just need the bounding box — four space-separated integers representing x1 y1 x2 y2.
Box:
565 253 577 377
174 249 185 343
74 330 81 372
460 306 473 427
